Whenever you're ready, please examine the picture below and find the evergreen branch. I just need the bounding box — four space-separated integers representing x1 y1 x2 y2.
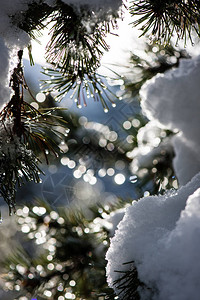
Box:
123 43 190 99
0 51 68 214
41 0 123 108
45 0 121 72
11 0 125 108
42 68 117 110
112 261 153 300
3 199 122 299
12 1 53 40
0 123 43 215
130 0 200 44
21 102 67 159
0 51 43 214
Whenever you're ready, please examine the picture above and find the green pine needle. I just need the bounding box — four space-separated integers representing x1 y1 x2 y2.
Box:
42 67 117 109
113 261 153 300
130 0 200 44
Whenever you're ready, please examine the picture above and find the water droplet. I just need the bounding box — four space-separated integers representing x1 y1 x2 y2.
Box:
130 175 138 183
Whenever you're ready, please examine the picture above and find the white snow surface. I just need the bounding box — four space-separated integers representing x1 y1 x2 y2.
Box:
104 208 125 237
0 0 35 107
140 55 200 185
106 172 200 299
0 0 33 47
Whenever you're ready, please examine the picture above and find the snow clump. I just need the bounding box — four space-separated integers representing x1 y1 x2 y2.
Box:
140 55 200 185
0 0 35 107
106 172 200 299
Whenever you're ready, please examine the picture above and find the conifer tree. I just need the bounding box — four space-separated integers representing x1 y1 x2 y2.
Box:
0 1 200 300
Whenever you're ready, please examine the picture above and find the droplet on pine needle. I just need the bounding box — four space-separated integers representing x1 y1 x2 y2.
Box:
130 175 138 183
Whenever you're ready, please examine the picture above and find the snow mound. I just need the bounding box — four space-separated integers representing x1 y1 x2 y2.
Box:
106 172 200 299
140 55 200 185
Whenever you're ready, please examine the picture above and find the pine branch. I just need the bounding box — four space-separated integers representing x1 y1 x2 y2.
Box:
3 199 122 299
118 43 188 195
0 51 67 214
10 0 125 108
12 1 53 40
112 261 153 300
42 0 123 108
0 119 43 215
110 42 190 101
130 0 200 44
42 68 117 109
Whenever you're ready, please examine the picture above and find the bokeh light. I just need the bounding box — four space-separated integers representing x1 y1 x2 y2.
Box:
36 92 46 103
114 173 125 185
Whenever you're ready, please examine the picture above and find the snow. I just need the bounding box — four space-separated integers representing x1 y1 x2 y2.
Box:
140 55 200 185
106 52 200 299
103 208 125 237
1 2 200 299
0 0 33 47
152 187 200 300
0 38 11 106
0 0 36 107
172 132 200 186
106 172 200 299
